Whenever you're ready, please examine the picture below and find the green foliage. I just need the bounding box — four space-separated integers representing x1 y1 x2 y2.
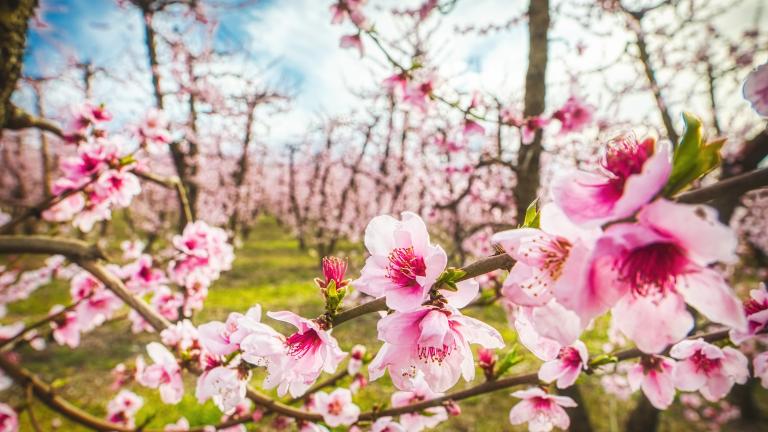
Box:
663 112 725 196
521 198 541 228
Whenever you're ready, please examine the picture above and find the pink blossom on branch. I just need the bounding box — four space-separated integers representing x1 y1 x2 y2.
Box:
508 387 576 432
368 306 503 392
743 62 768 117
49 304 81 348
391 372 448 431
594 199 746 353
551 96 594 135
538 341 588 389
311 388 360 427
627 355 677 409
670 339 749 402
106 390 143 427
754 352 768 389
729 283 768 344
136 342 184 404
355 211 477 312
0 403 18 432
340 34 364 57
263 310 346 397
552 134 672 227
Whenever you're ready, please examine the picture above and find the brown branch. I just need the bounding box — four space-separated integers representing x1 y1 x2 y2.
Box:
0 236 322 423
4 105 65 138
676 166 768 204
0 180 95 234
134 170 193 228
0 298 87 350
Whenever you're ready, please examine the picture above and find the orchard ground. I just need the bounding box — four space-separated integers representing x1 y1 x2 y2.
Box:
5 216 768 431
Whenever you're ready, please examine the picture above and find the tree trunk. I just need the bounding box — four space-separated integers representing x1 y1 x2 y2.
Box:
0 0 37 135
560 385 593 432
625 396 660 432
514 0 549 221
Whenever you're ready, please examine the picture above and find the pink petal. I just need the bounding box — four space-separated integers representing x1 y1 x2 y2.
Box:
612 294 693 354
677 269 747 332
638 199 737 265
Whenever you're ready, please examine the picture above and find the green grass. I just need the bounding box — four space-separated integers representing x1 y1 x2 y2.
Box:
2 216 767 431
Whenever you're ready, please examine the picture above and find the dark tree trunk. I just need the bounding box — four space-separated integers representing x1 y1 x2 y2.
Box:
514 0 549 221
0 0 37 134
560 385 593 432
625 396 660 432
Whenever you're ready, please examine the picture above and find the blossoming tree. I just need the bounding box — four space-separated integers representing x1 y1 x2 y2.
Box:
1 0 768 431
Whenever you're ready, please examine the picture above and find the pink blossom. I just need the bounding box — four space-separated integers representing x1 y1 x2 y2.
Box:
42 192 86 222
60 140 118 187
493 203 601 321
317 256 349 290
0 403 18 432
594 200 746 353
730 283 768 344
199 306 265 356
463 119 485 136
169 221 234 290
340 34 364 57
743 62 768 116
552 134 672 227
73 192 113 232
538 341 588 389
95 169 141 208
508 387 576 432
754 351 768 388
355 211 477 311
391 372 448 431
164 417 190 431
671 339 749 401
521 116 548 144
311 388 360 427
196 365 249 414
552 96 594 134
511 300 582 361
71 272 122 331
627 355 677 409
121 240 145 260
369 306 503 392
371 417 405 432
161 319 199 352
383 72 409 95
124 254 166 294
402 80 434 111
138 108 172 153
136 342 184 404
347 344 366 375
49 304 80 348
263 311 346 397
107 390 143 427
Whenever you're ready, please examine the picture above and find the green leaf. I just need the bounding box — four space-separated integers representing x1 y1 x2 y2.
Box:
663 112 724 196
522 198 540 228
588 353 618 369
495 345 524 377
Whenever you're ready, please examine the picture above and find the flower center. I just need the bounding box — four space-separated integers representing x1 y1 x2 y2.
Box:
558 346 582 368
520 235 572 281
387 247 427 288
690 350 721 375
285 330 322 359
417 342 455 364
327 398 343 415
602 134 653 181
744 298 768 316
619 242 687 296
640 355 664 373
532 396 554 410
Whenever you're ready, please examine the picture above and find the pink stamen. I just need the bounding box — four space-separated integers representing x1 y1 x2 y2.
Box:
285 330 322 359
619 242 688 296
387 247 426 288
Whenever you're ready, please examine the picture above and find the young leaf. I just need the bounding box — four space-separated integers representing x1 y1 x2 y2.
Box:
522 198 540 228
663 112 724 196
